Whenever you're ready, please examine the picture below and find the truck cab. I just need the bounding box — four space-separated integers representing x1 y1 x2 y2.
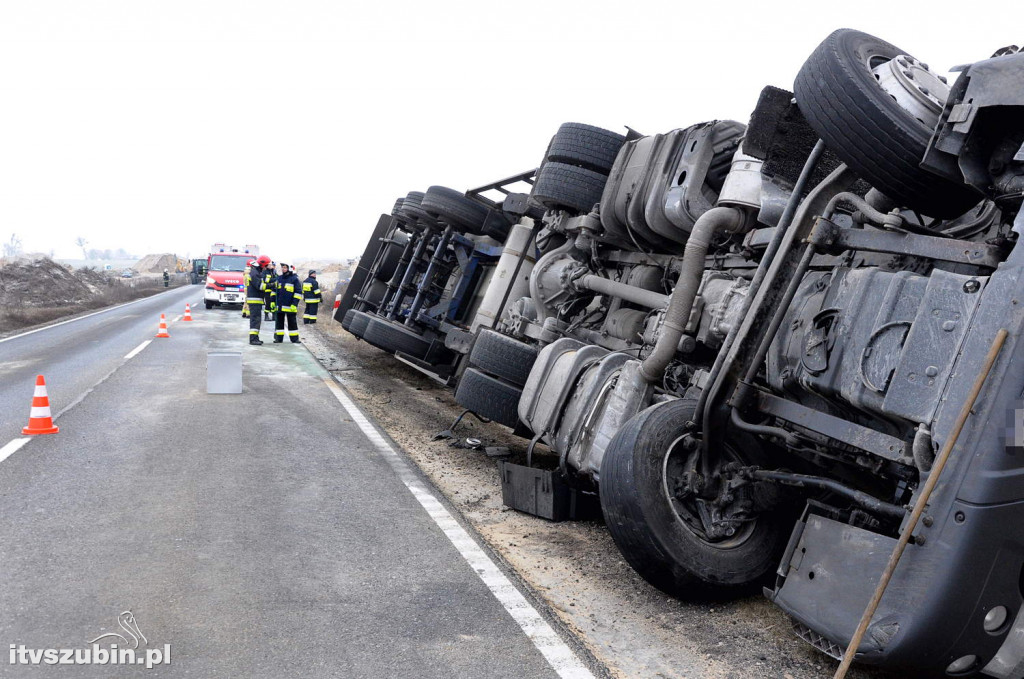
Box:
190 258 208 285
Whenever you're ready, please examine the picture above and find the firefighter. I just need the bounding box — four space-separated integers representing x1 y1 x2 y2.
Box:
246 255 272 345
274 263 301 343
263 262 277 321
162 269 170 287
242 259 255 318
302 270 322 324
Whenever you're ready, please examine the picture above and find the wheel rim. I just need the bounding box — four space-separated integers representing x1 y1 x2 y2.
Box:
660 435 757 549
868 53 949 128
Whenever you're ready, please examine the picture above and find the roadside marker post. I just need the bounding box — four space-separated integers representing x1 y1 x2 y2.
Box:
22 375 59 435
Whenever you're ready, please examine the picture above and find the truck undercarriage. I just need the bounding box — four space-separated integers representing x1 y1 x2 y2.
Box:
338 30 1024 677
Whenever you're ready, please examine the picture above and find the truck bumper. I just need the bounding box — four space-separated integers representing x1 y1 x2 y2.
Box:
204 288 245 306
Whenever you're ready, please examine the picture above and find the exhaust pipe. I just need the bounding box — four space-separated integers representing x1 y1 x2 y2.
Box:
639 206 745 382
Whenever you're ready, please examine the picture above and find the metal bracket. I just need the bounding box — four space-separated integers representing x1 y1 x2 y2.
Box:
810 217 1004 268
755 391 908 461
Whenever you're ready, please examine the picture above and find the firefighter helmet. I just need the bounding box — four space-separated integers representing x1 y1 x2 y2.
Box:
257 255 271 267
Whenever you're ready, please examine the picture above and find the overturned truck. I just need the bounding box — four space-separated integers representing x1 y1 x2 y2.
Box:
339 29 1024 678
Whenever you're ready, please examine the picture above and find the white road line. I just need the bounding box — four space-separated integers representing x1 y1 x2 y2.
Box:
0 286 191 345
0 438 31 464
321 377 595 679
172 315 182 323
124 340 152 360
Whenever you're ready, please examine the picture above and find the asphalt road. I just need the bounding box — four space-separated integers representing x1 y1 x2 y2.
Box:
0 284 201 444
0 301 591 677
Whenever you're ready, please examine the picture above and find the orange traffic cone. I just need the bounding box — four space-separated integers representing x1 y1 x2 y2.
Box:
155 313 171 338
183 303 193 321
22 375 59 435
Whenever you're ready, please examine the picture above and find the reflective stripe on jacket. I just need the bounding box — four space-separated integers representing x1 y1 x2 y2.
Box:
275 271 301 312
302 276 322 303
245 264 266 299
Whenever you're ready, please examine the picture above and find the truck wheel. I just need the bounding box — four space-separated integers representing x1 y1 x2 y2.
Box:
362 317 432 360
399 191 435 226
205 301 214 309
347 310 373 338
600 399 790 598
794 29 979 218
546 123 626 174
359 279 388 311
469 329 539 387
421 186 489 235
530 162 608 214
373 232 409 282
455 368 522 428
481 215 512 242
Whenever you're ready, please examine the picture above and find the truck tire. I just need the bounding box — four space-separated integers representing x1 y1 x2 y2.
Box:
360 279 388 310
600 399 790 598
481 215 512 242
455 368 522 428
205 301 214 309
362 317 432 360
400 191 434 226
347 310 373 338
469 329 539 387
341 308 356 331
391 197 405 216
530 162 607 214
421 186 489 235
794 29 979 218
373 232 409 282
547 123 626 174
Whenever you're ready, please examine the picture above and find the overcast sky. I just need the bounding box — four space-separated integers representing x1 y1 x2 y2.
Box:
0 1 1019 264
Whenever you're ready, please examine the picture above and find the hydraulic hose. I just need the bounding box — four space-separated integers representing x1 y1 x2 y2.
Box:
639 206 745 383
751 470 905 519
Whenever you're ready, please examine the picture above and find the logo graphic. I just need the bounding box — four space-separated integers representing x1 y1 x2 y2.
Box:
88 610 148 649
8 609 170 668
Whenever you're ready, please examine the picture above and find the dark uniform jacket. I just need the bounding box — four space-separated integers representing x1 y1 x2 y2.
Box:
302 276 322 303
264 270 278 310
245 264 266 303
275 271 302 312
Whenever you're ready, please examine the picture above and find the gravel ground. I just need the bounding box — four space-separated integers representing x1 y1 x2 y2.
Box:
304 320 892 679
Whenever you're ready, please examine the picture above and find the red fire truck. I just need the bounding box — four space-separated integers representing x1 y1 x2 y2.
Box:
203 243 260 309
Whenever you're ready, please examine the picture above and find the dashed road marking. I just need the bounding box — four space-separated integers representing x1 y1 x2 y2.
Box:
0 286 192 345
0 438 30 464
322 377 595 679
124 340 152 360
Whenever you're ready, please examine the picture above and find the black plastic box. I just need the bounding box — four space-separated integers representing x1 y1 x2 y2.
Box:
498 461 601 522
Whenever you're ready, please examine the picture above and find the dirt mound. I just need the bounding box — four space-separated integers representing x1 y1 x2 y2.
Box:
295 260 344 274
134 253 178 273
0 257 103 307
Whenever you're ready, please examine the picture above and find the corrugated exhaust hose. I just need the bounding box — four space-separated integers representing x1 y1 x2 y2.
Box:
639 206 746 382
